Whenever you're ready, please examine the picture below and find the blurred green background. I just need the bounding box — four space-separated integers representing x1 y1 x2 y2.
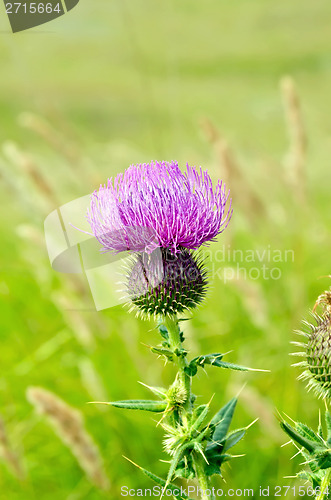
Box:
0 0 331 498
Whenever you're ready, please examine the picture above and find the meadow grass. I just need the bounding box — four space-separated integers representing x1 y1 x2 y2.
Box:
0 1 331 498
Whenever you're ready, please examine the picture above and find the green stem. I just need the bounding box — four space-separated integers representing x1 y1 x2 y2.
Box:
163 315 192 413
193 453 214 500
317 469 331 500
161 316 214 499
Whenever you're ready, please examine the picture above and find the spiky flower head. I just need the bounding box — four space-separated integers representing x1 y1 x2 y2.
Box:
293 283 331 399
125 247 208 317
87 161 232 255
87 161 231 317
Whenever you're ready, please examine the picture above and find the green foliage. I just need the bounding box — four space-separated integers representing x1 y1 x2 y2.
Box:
126 459 194 499
280 411 331 490
184 354 260 376
167 396 246 482
325 411 331 444
210 398 238 442
175 455 195 480
150 346 175 361
97 400 168 412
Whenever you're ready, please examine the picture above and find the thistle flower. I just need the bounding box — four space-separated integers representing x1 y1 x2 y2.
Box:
87 161 232 255
87 161 231 317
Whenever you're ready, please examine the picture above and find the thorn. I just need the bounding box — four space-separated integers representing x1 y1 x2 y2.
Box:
141 342 152 349
123 456 142 469
291 449 302 460
207 393 215 406
281 440 292 448
138 381 166 397
274 408 283 422
282 412 297 425
300 457 316 466
290 341 305 348
156 408 172 427
86 401 110 405
195 443 210 465
292 442 302 452
246 418 259 430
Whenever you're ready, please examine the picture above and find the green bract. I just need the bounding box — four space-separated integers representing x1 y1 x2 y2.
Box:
125 248 208 318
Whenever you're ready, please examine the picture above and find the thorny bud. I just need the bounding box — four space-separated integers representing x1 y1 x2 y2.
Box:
294 281 331 399
125 247 208 317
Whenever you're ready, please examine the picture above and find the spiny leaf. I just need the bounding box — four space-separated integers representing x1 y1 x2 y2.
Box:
150 346 175 360
90 400 167 412
295 422 324 445
210 397 237 427
316 450 331 470
280 421 322 454
223 428 246 452
190 404 209 433
124 457 194 500
163 444 192 496
184 354 266 376
158 324 169 341
211 398 237 444
184 354 224 376
297 469 322 490
175 455 195 480
318 411 324 440
205 453 233 477
213 360 267 372
325 411 331 444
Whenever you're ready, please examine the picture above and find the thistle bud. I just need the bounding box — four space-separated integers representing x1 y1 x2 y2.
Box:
166 379 188 408
125 247 208 317
294 312 331 399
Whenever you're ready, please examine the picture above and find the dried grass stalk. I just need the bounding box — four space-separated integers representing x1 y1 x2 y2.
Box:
27 387 109 490
200 117 264 217
2 141 58 207
281 76 307 201
19 112 80 166
0 417 24 480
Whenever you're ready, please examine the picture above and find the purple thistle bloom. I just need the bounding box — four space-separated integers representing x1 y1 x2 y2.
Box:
87 161 232 255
